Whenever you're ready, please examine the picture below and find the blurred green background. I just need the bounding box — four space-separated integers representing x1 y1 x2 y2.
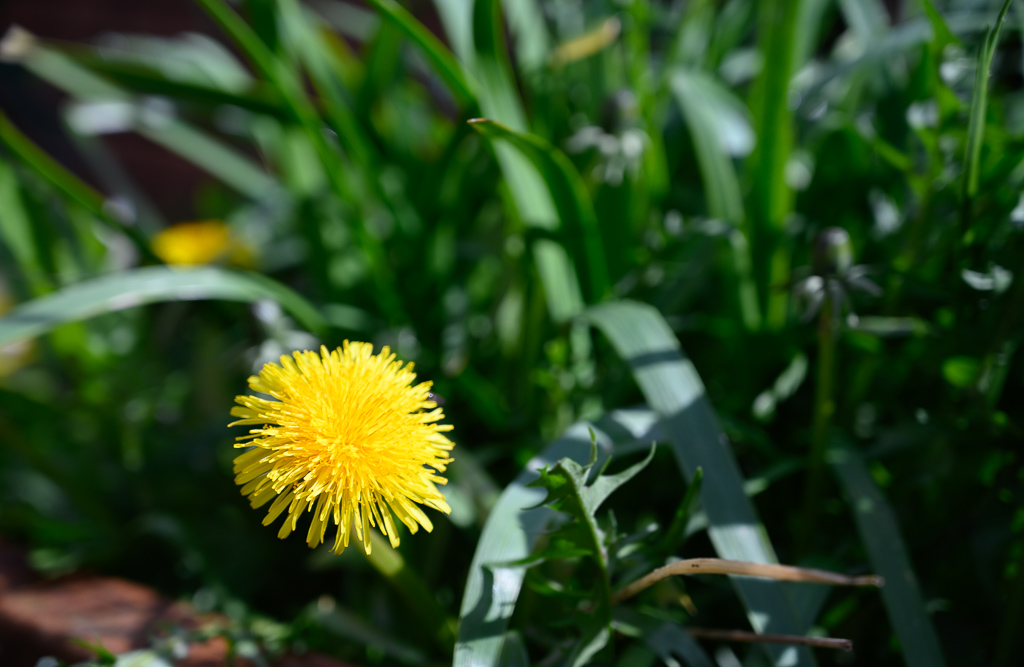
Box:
0 0 1021 665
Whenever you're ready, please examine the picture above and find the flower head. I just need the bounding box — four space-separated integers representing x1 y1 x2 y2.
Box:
229 342 454 554
153 220 252 266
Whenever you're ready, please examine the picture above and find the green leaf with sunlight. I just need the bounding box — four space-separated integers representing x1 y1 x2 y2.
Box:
468 118 611 302
586 299 817 666
455 410 660 667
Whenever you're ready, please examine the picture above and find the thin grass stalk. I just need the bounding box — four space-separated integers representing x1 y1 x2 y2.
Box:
364 531 457 653
612 557 881 604
799 292 836 557
686 628 852 651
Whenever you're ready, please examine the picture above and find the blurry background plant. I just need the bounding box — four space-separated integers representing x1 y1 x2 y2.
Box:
0 0 1021 665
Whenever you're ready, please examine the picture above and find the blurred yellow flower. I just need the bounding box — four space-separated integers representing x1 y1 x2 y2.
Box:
229 342 454 554
152 220 236 266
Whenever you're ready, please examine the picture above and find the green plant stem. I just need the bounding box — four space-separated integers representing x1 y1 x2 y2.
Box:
587 517 613 624
363 531 457 653
749 0 802 330
799 294 836 557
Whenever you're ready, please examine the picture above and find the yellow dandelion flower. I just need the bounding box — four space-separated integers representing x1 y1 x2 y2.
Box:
229 342 454 554
152 220 233 265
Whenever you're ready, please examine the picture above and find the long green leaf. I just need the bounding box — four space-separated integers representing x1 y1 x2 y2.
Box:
468 118 610 302
962 0 1014 210
501 0 549 71
432 0 474 66
0 158 50 291
68 51 288 118
4 34 280 200
277 0 377 170
668 69 746 224
464 0 585 322
363 0 475 102
828 440 946 667
196 0 406 322
0 266 327 346
586 300 816 667
747 0 803 330
454 409 660 667
0 110 156 263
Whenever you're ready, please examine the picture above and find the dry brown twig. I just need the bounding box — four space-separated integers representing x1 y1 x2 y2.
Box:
612 557 883 652
613 557 884 604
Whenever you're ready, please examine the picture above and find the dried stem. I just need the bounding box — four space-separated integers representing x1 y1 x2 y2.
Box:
612 557 883 604
687 627 852 652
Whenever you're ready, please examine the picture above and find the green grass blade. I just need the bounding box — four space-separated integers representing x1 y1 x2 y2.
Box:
277 0 377 170
432 0 474 65
747 0 803 330
363 0 475 102
501 0 549 71
668 69 746 225
0 110 156 262
0 266 327 345
5 35 280 200
828 440 946 667
138 120 280 199
193 0 280 82
0 158 50 291
468 118 610 302
68 52 288 118
668 66 758 330
962 0 1014 209
467 0 585 321
196 0 406 322
364 532 457 653
586 299 816 667
455 410 660 667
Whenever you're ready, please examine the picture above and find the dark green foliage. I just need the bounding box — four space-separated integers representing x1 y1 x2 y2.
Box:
0 0 1022 666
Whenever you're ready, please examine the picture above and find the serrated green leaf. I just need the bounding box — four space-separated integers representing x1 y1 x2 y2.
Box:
455 411 659 667
583 445 656 517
